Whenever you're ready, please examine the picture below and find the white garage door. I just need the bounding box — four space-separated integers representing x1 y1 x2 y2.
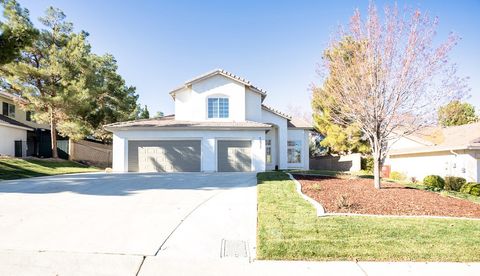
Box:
128 140 201 172
217 140 252 172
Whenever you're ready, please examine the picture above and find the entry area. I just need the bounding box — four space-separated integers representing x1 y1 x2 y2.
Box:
217 140 252 172
128 140 201 172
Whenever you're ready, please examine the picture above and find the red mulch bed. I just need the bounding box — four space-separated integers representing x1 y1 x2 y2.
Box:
294 174 480 219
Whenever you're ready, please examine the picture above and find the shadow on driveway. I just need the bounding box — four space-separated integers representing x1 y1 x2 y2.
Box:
0 172 257 196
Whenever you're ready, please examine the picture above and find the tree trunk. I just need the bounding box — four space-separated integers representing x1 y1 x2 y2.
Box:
50 109 58 159
373 153 382 189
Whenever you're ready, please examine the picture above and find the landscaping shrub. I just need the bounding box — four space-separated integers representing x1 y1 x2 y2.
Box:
460 182 480 196
444 176 467 191
471 186 480 196
423 175 445 189
361 156 374 173
390 171 406 181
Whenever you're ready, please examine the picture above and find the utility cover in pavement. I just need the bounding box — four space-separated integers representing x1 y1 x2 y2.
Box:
220 239 249 258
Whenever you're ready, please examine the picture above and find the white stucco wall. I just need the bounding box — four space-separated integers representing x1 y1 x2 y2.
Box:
0 125 27 156
287 129 309 170
260 109 288 169
112 132 128 172
112 129 265 172
245 89 262 121
389 150 480 182
174 75 246 121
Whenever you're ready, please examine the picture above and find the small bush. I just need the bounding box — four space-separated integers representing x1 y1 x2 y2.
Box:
444 176 467 191
460 182 477 193
471 186 480 196
336 194 352 210
460 182 480 196
361 157 374 173
423 175 445 189
390 171 406 181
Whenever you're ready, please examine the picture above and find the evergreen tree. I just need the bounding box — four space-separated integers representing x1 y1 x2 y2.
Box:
438 100 478 127
138 105 150 119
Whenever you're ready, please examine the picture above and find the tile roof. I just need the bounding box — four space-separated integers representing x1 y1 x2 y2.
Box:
390 122 480 155
169 69 267 99
0 114 33 130
288 117 313 129
0 90 28 104
261 104 291 119
104 115 272 130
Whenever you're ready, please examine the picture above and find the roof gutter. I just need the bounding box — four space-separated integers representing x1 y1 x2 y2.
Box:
389 144 478 156
0 121 34 131
104 126 273 132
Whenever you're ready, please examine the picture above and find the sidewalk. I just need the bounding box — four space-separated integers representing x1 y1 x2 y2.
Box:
138 257 480 276
1 250 479 276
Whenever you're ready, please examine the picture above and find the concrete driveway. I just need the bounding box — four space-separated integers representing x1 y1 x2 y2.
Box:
0 172 257 275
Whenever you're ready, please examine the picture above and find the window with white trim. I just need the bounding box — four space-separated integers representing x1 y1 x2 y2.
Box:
208 97 229 118
287 140 302 163
2 102 15 118
265 139 272 164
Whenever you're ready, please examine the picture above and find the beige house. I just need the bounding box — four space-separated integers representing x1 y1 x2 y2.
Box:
385 122 480 182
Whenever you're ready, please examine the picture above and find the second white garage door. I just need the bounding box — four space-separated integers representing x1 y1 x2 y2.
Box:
217 140 252 172
128 140 201 172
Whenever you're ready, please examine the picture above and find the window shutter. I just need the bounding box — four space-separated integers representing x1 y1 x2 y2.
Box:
2 102 8 116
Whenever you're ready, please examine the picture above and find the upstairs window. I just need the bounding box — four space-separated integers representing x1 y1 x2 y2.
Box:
208 97 229 118
2 102 15 118
26 111 32 121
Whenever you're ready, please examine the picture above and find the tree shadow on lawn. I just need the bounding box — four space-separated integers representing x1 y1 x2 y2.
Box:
0 172 258 196
0 161 49 180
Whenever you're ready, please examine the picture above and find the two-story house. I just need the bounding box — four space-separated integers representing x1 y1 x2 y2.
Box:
0 90 51 157
105 69 312 172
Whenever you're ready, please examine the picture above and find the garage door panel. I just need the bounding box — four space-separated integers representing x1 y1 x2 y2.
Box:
128 140 201 172
218 140 252 172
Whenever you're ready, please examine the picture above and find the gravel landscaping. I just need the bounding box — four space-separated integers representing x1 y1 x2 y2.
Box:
294 174 480 218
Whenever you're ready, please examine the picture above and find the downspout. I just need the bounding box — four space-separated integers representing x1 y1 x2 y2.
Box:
449 149 461 176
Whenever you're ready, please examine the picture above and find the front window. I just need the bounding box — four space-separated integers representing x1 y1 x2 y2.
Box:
265 139 272 164
2 102 15 118
287 140 302 163
208 97 229 118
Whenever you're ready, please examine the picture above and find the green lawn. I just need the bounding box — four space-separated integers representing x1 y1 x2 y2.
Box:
257 171 480 262
0 158 99 180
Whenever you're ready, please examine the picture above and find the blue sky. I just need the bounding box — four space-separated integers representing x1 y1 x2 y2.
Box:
14 0 480 116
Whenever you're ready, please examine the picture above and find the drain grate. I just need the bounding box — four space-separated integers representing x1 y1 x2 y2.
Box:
220 239 249 258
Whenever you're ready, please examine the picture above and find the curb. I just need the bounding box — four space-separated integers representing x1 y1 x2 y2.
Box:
286 173 325 217
288 173 480 221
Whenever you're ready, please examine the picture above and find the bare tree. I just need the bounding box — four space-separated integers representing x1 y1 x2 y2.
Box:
314 3 469 188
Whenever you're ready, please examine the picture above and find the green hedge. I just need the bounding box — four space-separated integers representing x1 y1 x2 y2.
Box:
423 175 445 190
460 182 480 196
444 176 467 192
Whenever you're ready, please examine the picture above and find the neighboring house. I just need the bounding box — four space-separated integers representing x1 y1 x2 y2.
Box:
385 122 480 182
105 69 312 172
0 90 51 157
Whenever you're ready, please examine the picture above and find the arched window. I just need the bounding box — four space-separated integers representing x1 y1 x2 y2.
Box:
207 97 229 118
